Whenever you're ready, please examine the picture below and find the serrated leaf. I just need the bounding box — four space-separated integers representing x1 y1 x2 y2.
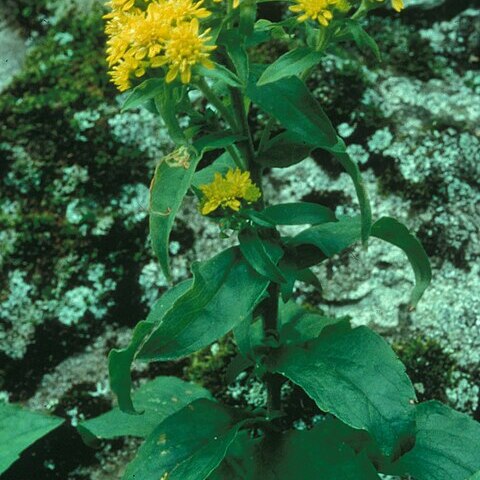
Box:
78 377 211 442
262 202 336 226
123 399 248 480
0 403 64 474
371 217 431 307
393 401 480 480
109 280 192 413
288 215 361 258
238 228 286 283
138 247 269 361
257 47 323 86
267 324 416 457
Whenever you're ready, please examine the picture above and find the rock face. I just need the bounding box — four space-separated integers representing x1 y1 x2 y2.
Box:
0 2 479 479
0 16 27 92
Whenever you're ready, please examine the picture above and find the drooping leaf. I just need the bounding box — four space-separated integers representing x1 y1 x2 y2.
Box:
0 403 64 474
393 401 480 480
150 133 239 279
78 377 211 442
247 75 337 149
288 215 361 258
238 228 286 283
278 259 322 302
371 217 431 307
150 156 201 280
138 247 269 361
247 76 372 241
123 398 248 480
267 324 416 457
109 280 192 413
257 47 323 86
262 202 336 226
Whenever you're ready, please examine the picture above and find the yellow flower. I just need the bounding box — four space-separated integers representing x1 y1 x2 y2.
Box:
106 0 135 12
289 0 338 27
152 18 216 84
199 169 261 215
109 52 147 91
335 0 351 12
213 0 240 8
375 0 404 12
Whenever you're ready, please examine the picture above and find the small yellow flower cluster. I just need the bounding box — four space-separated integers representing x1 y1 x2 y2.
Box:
289 0 340 27
377 0 404 12
290 0 403 26
199 169 261 215
105 0 216 91
213 0 240 8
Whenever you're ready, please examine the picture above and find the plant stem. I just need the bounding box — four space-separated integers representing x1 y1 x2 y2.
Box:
230 87 256 167
196 78 239 133
263 282 282 416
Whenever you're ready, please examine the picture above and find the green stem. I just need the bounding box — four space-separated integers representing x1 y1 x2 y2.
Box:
196 78 239 133
263 282 282 416
230 87 256 167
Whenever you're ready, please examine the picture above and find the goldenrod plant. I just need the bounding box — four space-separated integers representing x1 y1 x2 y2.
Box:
77 1 480 479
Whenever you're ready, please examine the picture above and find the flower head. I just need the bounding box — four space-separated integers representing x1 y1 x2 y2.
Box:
199 169 261 215
105 0 216 90
375 0 404 12
290 0 338 26
153 18 216 84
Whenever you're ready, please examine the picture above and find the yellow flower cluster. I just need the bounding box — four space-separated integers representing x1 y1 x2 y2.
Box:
377 0 404 12
105 0 217 91
199 169 261 215
290 0 403 26
289 0 341 27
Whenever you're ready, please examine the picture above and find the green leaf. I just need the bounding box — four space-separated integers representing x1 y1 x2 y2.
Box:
393 401 480 480
288 215 361 258
213 424 381 480
371 217 431 307
150 156 201 280
122 78 165 110
196 64 242 88
192 151 237 189
109 280 192 414
78 377 211 442
346 20 382 62
262 202 336 226
267 324 416 457
123 398 248 480
256 131 312 168
247 76 372 241
221 31 250 84
151 132 240 279
193 132 243 155
329 144 373 243
278 301 348 345
0 403 64 474
238 228 286 283
138 247 269 361
278 259 321 302
257 47 323 86
247 75 337 149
